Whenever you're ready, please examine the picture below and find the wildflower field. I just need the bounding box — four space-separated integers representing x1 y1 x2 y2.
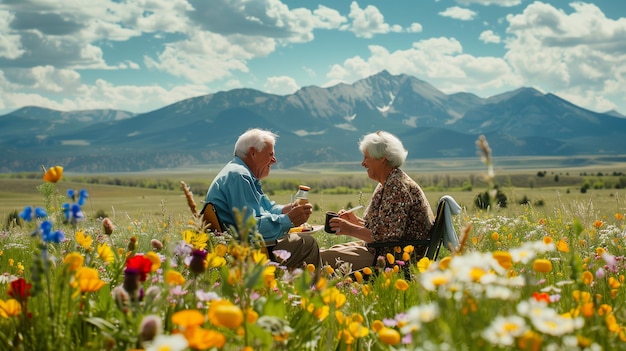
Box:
2 165 626 351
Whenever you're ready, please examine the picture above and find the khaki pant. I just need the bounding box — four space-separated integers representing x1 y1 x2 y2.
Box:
320 241 374 272
273 233 321 280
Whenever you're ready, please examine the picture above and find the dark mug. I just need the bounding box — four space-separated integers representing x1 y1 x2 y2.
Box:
324 211 339 233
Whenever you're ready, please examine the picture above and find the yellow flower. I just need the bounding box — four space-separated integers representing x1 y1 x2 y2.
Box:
573 290 592 303
615 213 624 221
492 251 513 269
263 265 277 289
75 230 93 250
43 166 63 183
395 279 409 291
542 236 553 245
75 267 106 293
208 300 244 329
316 277 328 291
371 320 385 333
532 259 553 273
439 256 452 270
172 309 205 329
354 271 363 284
417 257 431 272
593 220 604 228
402 252 411 261
144 251 162 272
182 229 208 250
165 270 186 285
97 243 115 264
556 239 570 253
378 327 401 345
581 271 594 285
322 287 347 308
0 299 21 318
306 264 316 273
183 327 226 350
386 253 395 264
63 252 84 272
469 267 487 282
362 267 372 275
245 308 259 324
517 330 542 351
252 250 269 264
609 276 621 289
491 232 499 241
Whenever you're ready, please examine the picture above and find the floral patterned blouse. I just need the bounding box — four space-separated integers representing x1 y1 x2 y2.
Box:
364 168 434 255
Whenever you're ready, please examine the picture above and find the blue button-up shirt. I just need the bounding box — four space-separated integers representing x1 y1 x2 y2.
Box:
205 157 292 241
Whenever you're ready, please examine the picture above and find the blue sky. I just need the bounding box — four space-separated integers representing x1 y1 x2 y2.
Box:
1 0 625 116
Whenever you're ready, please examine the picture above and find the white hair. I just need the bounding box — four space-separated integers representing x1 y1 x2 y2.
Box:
234 128 278 158
358 131 407 168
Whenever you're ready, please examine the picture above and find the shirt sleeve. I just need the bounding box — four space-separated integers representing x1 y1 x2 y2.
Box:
219 173 292 242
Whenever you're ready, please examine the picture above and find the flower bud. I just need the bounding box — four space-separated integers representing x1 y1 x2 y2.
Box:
102 217 115 235
112 285 130 313
189 250 208 274
139 314 162 345
151 239 163 251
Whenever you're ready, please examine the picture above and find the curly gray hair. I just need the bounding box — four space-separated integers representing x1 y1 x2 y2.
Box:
358 131 408 168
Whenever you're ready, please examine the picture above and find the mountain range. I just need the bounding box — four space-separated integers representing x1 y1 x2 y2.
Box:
1 70 625 173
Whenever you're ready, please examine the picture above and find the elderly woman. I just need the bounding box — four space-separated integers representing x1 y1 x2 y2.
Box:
320 131 434 271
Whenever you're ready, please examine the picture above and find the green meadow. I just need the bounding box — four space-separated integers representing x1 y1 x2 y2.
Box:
2 156 625 226
2 156 626 350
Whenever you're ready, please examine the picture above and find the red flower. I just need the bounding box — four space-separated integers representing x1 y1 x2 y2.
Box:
8 278 32 300
126 255 152 282
532 291 551 303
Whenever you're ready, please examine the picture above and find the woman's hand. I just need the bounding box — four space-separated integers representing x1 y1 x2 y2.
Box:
329 216 373 242
337 210 359 224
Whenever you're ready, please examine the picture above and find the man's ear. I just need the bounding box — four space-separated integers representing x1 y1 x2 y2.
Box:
248 146 256 158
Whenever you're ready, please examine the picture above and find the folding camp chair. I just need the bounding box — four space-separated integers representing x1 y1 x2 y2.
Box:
366 197 457 277
199 202 276 260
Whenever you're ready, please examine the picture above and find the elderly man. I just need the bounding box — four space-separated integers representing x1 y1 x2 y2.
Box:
205 128 321 274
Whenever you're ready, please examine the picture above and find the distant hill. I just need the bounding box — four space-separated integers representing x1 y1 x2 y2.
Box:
1 70 625 173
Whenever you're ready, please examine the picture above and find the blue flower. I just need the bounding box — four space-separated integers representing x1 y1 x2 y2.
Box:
71 204 84 220
19 206 33 221
62 203 71 221
39 220 65 243
67 189 76 201
19 206 47 221
78 189 89 206
34 207 47 218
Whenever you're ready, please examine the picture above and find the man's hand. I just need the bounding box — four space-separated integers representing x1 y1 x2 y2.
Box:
287 203 313 226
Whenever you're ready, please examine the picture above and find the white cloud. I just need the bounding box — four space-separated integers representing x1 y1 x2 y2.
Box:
346 1 395 38
326 37 520 96
456 0 521 6
0 11 25 59
479 30 501 44
407 23 423 33
439 7 477 21
264 76 300 95
504 1 626 112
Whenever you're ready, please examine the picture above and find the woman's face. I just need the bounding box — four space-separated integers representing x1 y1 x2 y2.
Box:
361 149 386 182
